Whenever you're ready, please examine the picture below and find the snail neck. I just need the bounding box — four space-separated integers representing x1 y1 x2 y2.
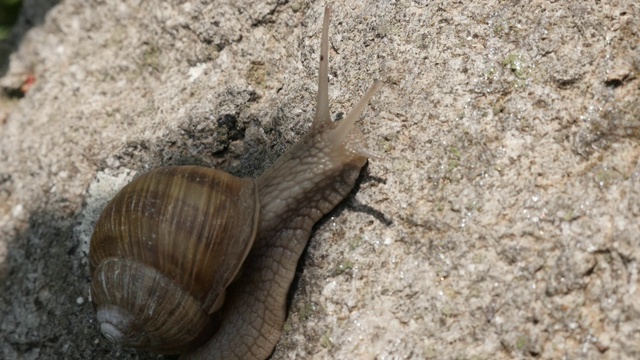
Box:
256 127 367 237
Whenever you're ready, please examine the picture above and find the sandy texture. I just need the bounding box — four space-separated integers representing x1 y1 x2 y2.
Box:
1 0 639 359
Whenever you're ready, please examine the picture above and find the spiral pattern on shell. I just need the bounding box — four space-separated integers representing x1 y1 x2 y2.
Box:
89 166 259 353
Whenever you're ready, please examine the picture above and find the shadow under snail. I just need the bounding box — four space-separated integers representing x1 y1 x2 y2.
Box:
89 5 381 359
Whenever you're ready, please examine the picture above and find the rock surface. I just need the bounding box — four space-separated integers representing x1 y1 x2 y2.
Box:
1 0 639 359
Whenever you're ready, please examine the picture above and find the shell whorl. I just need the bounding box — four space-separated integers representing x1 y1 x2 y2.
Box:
89 166 259 353
92 259 215 352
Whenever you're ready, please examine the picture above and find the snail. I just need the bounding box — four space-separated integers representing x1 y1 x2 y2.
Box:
89 5 381 360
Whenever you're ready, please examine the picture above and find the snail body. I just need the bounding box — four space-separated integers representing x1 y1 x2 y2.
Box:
90 6 381 360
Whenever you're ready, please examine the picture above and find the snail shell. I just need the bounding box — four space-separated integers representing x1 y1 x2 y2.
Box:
90 167 258 352
89 6 381 359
